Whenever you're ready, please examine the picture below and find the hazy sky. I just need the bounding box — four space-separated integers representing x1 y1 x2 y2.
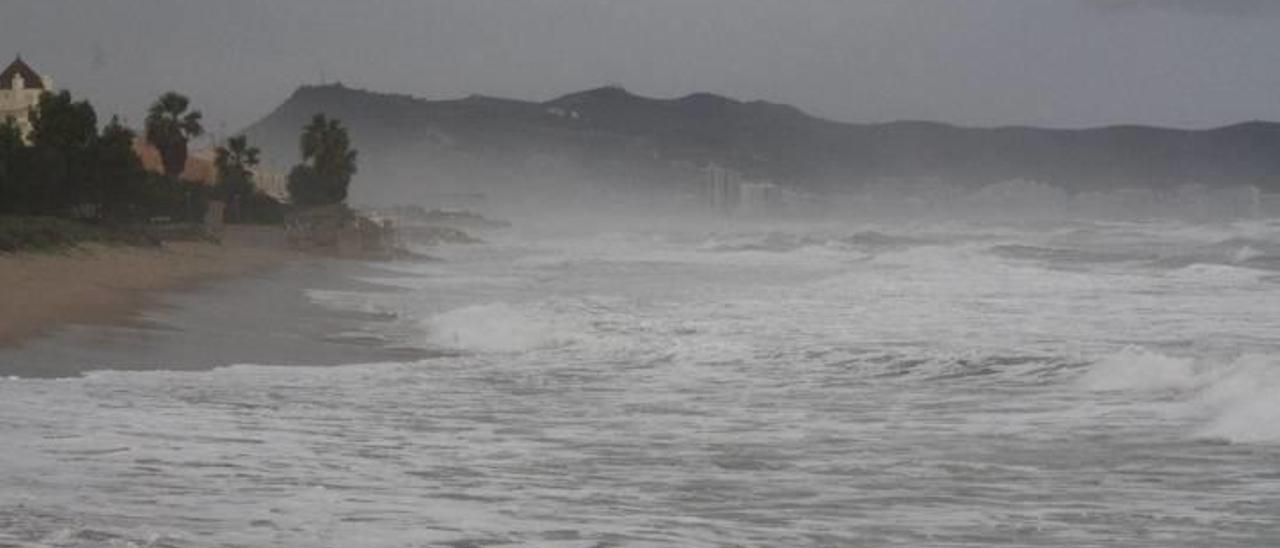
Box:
2 0 1279 132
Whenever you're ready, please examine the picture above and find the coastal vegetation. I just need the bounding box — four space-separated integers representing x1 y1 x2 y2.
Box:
0 89 210 223
0 215 149 252
280 115 402 257
0 90 286 252
0 82 391 257
144 91 204 179
287 114 358 207
215 135 283 224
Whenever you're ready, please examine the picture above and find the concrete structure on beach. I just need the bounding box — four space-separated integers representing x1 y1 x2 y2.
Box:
0 56 53 142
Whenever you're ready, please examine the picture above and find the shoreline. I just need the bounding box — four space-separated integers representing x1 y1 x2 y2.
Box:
0 226 298 348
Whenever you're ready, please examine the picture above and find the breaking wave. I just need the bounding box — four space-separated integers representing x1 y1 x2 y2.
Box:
697 231 830 253
987 244 1152 266
1080 347 1280 444
1078 347 1200 392
697 229 937 257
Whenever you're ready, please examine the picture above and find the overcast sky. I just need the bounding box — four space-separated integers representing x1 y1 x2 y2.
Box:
2 0 1279 132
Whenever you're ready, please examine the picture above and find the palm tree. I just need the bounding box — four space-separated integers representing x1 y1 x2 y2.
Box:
214 135 261 221
301 114 357 179
144 92 203 179
288 114 357 206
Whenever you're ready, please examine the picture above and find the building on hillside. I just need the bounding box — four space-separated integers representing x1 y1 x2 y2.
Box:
0 56 54 142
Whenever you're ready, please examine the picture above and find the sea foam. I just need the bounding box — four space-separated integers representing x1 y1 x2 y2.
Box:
1193 355 1280 444
1077 347 1200 392
423 302 579 353
1081 347 1280 444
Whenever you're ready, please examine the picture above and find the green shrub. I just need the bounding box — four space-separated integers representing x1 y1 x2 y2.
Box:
235 190 285 225
0 216 162 253
0 216 100 252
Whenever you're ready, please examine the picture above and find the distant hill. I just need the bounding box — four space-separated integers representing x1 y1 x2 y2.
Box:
243 83 1280 201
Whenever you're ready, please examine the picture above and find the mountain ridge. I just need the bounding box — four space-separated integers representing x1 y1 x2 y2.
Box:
243 83 1280 198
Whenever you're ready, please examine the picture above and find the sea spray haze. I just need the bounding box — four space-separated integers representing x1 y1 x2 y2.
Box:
5 217 1280 546
7 1 1280 547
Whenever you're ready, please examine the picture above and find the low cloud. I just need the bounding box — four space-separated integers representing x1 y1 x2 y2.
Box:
1090 0 1280 17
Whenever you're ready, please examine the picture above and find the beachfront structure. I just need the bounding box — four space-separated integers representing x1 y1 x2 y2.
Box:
0 56 54 142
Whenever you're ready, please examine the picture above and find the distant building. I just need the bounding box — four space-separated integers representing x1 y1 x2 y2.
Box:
738 181 783 216
0 56 54 142
704 163 740 214
1168 184 1261 220
701 163 790 217
251 165 288 201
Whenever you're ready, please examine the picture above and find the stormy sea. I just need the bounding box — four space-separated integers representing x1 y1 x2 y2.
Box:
3 217 1280 547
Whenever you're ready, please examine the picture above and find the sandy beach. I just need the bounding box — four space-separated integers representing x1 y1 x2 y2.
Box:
0 226 295 347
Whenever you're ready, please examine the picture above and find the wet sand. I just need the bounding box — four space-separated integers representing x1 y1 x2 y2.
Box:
0 229 436 378
0 226 293 349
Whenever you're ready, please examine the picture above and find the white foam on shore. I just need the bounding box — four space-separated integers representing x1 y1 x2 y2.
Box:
419 296 763 366
304 289 392 316
423 302 581 353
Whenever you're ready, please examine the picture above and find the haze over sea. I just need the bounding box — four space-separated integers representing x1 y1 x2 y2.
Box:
3 215 1280 547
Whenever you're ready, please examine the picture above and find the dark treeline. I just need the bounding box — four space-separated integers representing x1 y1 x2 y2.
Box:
0 90 284 225
0 84 364 255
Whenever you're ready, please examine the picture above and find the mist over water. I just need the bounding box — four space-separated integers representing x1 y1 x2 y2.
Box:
4 211 1280 546
10 0 1280 544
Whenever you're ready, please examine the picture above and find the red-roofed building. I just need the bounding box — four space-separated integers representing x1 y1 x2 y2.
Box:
131 136 288 201
132 137 217 185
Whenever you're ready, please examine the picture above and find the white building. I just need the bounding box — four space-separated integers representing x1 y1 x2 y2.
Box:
0 56 53 142
701 163 789 217
704 163 740 214
738 181 783 216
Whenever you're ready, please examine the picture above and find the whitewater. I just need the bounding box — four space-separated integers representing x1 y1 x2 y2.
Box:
3 218 1280 547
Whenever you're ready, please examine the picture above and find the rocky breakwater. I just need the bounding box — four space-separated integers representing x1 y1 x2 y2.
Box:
284 204 401 260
